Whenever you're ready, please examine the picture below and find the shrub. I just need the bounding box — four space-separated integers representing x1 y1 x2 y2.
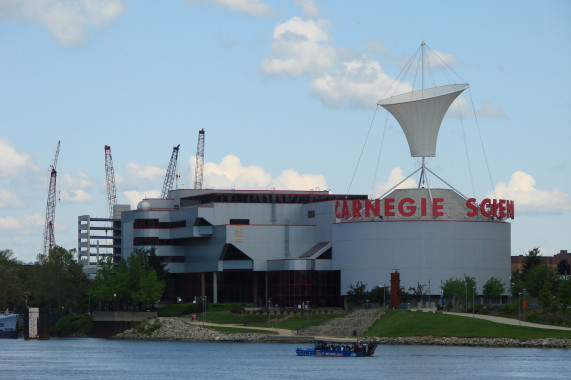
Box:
51 314 93 337
134 318 163 335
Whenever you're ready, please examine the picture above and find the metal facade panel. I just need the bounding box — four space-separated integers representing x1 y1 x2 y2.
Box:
332 220 510 295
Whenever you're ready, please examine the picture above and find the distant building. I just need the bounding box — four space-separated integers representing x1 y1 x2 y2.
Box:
511 250 571 274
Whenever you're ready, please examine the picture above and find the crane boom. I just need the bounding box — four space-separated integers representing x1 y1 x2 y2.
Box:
194 129 205 189
43 140 60 256
161 144 180 198
104 145 117 219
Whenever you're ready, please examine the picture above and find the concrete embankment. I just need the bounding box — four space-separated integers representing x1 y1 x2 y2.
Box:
111 317 570 348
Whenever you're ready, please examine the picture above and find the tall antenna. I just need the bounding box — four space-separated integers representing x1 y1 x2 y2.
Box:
104 145 117 219
43 140 60 256
194 129 205 189
162 144 180 198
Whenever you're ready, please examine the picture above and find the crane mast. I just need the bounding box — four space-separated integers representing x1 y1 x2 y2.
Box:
161 144 180 198
194 129 205 189
104 145 117 219
43 141 60 256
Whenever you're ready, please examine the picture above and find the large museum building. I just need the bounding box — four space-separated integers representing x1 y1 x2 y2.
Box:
113 187 511 307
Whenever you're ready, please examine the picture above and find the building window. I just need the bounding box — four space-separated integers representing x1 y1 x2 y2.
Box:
308 210 315 218
134 219 186 229
230 219 250 225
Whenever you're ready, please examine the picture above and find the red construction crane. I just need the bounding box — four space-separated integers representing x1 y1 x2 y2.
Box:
43 141 60 256
104 145 117 219
194 129 205 189
161 144 180 198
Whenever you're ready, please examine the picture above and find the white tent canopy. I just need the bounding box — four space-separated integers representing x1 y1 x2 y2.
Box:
378 83 469 157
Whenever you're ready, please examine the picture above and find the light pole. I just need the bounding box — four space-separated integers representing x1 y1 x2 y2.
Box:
305 301 309 326
267 299 271 328
365 299 370 324
202 296 207 327
472 285 476 318
518 292 522 326
428 280 431 309
465 282 467 312
523 289 527 322
383 283 386 310
275 304 278 332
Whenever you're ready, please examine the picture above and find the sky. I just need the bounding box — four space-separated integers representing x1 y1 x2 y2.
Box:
0 0 570 264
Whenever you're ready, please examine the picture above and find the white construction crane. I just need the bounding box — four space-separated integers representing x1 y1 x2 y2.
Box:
162 144 180 198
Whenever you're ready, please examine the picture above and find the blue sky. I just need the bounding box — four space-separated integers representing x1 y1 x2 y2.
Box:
0 0 569 263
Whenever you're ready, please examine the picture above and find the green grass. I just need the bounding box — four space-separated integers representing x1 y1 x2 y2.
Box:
365 310 571 340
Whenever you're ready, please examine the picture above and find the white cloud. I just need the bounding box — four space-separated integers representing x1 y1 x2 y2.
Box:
260 17 336 77
125 162 165 184
370 167 417 198
489 171 571 214
0 212 42 230
271 169 327 190
0 0 126 46
311 55 412 108
189 154 328 191
294 0 321 18
0 187 26 208
201 154 272 189
59 170 93 203
185 0 274 17
476 101 507 119
0 138 38 177
0 215 21 230
123 190 161 208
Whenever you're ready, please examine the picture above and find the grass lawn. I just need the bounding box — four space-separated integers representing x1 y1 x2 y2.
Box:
365 310 571 340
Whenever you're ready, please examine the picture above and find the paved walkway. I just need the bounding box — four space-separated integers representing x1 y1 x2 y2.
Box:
445 312 571 331
177 317 297 336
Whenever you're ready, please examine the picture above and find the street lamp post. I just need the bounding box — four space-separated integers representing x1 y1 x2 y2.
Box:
472 286 476 318
267 299 271 328
428 280 431 309
305 301 309 326
383 284 386 310
275 304 278 332
523 289 527 322
518 292 522 326
202 296 207 327
365 299 370 324
465 283 467 312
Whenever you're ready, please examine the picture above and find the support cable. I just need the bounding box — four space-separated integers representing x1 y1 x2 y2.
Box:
467 87 497 199
371 111 390 197
347 106 379 194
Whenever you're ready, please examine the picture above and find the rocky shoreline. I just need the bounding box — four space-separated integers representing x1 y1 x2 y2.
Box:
111 318 570 348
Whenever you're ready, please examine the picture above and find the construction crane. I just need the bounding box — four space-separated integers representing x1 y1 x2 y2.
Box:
43 141 60 256
104 145 117 219
161 145 180 198
194 129 205 189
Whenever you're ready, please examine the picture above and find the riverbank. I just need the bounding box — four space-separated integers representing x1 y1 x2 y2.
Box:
111 317 571 348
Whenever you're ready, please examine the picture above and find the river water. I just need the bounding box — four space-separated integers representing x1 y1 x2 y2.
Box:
2 338 569 379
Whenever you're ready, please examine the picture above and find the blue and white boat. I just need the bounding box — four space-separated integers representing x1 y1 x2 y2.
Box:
0 313 18 339
296 338 378 357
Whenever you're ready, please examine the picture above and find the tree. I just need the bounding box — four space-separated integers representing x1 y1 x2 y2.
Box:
90 249 166 311
538 279 553 310
346 281 368 305
557 279 571 313
369 285 389 305
442 275 477 308
482 277 505 304
33 246 89 315
0 249 24 310
525 265 555 298
521 247 542 279
408 282 427 302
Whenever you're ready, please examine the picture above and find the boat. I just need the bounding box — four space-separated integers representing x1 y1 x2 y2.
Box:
296 338 378 357
0 313 18 339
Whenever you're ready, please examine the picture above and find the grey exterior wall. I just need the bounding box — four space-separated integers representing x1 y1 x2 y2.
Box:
332 220 511 295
